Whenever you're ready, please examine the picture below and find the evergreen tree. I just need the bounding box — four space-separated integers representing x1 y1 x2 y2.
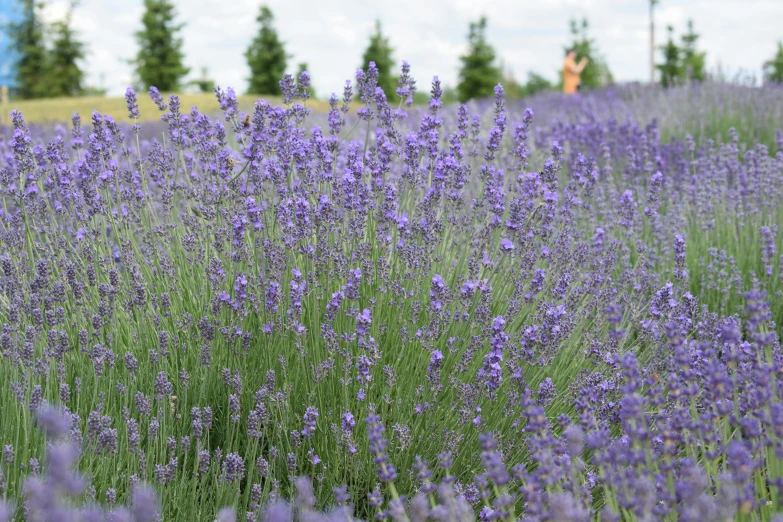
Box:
567 18 611 89
764 42 783 85
360 20 395 99
133 0 189 92
245 5 288 95
48 1 86 97
456 16 500 102
657 25 681 88
680 19 706 82
6 0 48 99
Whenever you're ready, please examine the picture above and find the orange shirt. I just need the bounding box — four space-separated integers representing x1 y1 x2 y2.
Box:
563 58 580 95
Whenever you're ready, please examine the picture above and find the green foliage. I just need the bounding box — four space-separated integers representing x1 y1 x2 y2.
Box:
5 0 49 99
360 21 395 100
764 42 783 85
245 5 288 96
457 16 500 102
189 66 215 94
680 20 706 82
657 25 681 88
500 66 554 100
521 72 554 97
133 0 189 92
81 86 108 97
47 3 86 98
567 18 612 89
657 20 706 88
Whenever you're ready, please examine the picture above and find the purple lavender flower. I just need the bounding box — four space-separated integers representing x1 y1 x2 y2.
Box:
301 407 319 438
3 446 12 464
477 316 508 394
221 453 246 483
356 308 372 336
125 88 140 120
148 87 166 111
132 485 160 522
366 414 397 482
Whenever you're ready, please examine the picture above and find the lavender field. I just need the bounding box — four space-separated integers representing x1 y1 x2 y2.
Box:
1 64 783 521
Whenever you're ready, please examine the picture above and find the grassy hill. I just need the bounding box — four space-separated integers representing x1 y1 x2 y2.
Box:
0 91 333 125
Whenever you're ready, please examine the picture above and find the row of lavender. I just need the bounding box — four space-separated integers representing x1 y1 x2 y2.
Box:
1 64 783 521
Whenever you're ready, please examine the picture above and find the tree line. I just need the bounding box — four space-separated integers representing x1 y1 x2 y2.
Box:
4 0 783 102
5 0 90 99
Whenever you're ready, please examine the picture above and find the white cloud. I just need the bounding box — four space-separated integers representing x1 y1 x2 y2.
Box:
35 0 782 97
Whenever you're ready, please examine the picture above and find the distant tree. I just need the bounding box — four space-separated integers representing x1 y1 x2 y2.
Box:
499 64 553 99
245 5 288 95
6 0 49 99
567 18 611 89
360 20 395 99
521 72 554 97
82 85 108 96
764 42 783 84
133 0 189 91
296 62 315 99
456 16 500 102
656 25 681 88
48 1 86 97
680 19 706 82
189 66 215 93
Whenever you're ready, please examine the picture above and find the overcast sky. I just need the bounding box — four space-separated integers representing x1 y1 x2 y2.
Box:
37 0 782 97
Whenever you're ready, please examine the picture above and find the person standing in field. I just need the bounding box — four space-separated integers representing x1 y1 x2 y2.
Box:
563 48 589 95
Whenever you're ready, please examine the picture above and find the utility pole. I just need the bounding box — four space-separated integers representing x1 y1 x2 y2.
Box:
650 0 658 84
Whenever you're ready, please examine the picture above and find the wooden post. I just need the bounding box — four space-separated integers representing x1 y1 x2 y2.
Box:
650 0 657 84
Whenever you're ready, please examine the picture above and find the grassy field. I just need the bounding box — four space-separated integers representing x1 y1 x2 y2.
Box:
0 91 334 124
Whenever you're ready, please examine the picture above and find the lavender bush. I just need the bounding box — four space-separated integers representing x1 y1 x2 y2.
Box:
1 63 783 521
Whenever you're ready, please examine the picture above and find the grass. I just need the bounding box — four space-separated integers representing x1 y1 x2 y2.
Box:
0 91 334 124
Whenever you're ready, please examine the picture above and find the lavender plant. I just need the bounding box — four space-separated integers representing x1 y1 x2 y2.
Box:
1 63 783 521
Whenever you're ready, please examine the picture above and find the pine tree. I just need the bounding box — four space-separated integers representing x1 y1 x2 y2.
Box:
657 25 681 88
360 20 395 99
680 19 706 82
48 1 86 98
6 0 49 99
456 16 500 102
133 0 189 92
567 18 611 89
764 42 783 85
245 5 288 95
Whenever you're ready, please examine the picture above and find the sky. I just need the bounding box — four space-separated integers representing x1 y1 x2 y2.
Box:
28 0 783 97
